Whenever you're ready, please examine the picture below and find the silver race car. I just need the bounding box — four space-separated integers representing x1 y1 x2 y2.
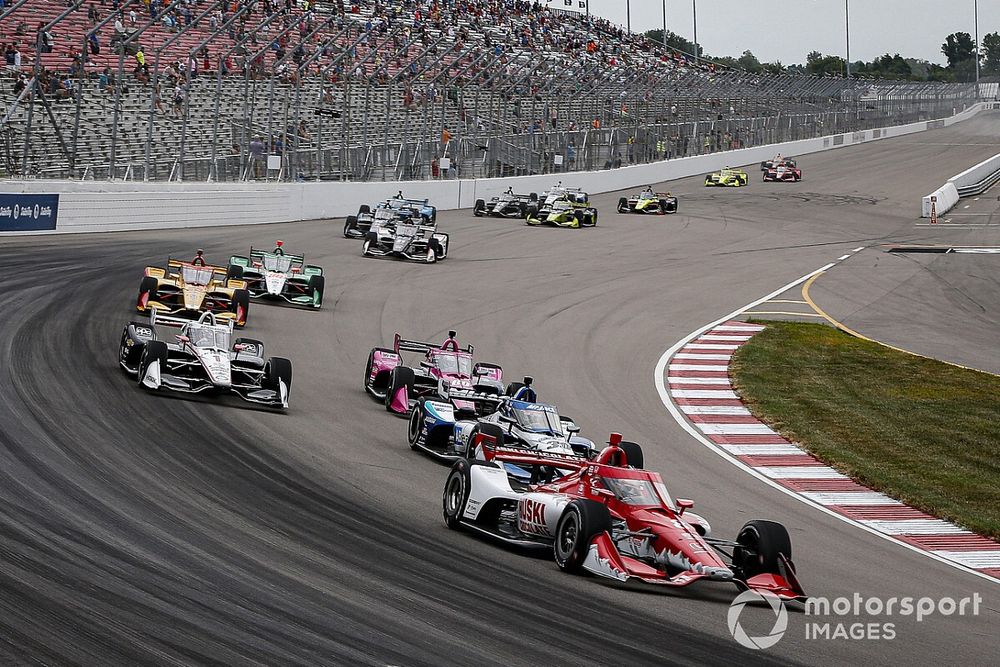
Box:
118 311 292 409
361 210 450 263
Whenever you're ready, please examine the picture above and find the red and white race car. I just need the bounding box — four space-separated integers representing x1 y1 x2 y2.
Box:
762 158 802 182
443 433 806 601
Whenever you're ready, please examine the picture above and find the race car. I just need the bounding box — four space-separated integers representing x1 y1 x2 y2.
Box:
407 377 597 462
616 188 678 214
704 167 749 187
344 193 437 238
364 330 504 415
136 250 250 327
762 159 801 182
473 188 538 218
227 241 325 309
759 154 787 171
442 433 806 601
118 310 291 409
361 210 449 263
525 190 598 228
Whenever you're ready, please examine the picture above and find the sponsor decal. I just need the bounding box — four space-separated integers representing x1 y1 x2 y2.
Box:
518 498 550 536
0 194 59 231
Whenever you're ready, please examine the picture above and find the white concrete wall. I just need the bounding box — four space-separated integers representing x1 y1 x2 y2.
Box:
921 104 1000 218
2 102 989 235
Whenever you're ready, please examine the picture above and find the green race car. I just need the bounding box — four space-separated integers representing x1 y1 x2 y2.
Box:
705 167 749 187
525 192 598 228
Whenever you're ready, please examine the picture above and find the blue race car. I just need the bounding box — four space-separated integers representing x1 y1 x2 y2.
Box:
405 377 596 463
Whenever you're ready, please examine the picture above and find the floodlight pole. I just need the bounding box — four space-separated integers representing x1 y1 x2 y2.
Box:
692 0 698 62
975 0 980 83
845 0 851 79
662 0 667 48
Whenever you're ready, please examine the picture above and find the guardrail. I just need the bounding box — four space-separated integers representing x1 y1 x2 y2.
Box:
921 103 1000 217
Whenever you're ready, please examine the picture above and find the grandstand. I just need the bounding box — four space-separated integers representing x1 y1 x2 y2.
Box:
0 0 978 182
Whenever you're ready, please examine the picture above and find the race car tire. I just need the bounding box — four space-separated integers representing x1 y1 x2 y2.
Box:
226 263 244 281
504 381 525 398
466 422 504 457
591 210 598 227
554 499 612 573
358 204 371 216
529 192 538 201
733 519 792 578
407 399 427 450
137 340 168 388
617 197 628 213
137 276 158 310
426 244 438 264
308 274 325 307
263 356 293 395
119 322 152 371
385 366 415 412
230 289 251 327
364 347 395 393
343 215 358 238
473 199 486 217
443 459 473 529
658 200 668 215
617 441 644 469
362 231 377 256
518 202 527 218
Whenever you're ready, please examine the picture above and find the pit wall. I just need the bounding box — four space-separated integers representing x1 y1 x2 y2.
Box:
921 149 1000 217
3 102 994 235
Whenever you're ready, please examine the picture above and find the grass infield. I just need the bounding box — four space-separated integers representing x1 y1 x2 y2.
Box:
730 322 1000 540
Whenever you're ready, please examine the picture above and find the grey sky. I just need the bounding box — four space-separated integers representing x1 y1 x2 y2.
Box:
583 1 998 66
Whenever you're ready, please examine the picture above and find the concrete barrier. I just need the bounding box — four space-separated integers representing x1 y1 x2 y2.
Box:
2 102 990 235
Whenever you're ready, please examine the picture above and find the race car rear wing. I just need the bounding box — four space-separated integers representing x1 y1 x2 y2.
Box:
150 309 234 332
444 386 504 407
248 247 306 266
394 331 474 355
479 441 587 471
167 257 229 275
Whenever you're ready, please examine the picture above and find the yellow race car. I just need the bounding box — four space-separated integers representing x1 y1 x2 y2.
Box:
704 167 749 187
136 250 251 327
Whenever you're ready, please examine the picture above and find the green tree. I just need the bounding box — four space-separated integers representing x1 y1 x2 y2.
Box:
806 52 846 77
737 50 762 73
982 32 1000 75
942 32 975 68
644 29 702 57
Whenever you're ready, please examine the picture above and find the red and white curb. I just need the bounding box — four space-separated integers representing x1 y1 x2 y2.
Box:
654 260 1000 586
666 319 1000 582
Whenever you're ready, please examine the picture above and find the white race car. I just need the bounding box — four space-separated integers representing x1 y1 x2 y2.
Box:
407 377 597 465
118 311 291 409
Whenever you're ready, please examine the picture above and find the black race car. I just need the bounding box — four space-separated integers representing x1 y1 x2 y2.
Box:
474 188 538 219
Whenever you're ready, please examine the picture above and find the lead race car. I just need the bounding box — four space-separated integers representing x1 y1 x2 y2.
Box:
407 376 597 463
118 310 292 409
136 250 250 327
361 210 450 263
365 330 505 415
227 241 325 309
617 188 678 214
344 193 437 238
705 167 749 187
762 158 802 182
442 433 806 601
473 188 538 219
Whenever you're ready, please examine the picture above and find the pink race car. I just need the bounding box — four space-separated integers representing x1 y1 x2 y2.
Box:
364 330 506 415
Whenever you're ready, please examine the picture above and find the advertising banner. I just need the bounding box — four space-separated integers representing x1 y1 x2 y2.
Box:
0 193 59 231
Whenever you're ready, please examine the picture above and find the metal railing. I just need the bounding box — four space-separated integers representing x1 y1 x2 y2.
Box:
0 3 982 182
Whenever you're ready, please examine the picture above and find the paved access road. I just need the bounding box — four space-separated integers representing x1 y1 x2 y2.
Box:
1 115 999 665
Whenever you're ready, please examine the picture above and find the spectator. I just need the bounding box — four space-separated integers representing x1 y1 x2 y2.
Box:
248 136 265 177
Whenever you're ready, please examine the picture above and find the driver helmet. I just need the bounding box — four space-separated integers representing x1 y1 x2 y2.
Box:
273 240 285 255
192 249 206 266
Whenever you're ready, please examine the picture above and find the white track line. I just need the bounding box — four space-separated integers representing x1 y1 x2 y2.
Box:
652 261 1000 586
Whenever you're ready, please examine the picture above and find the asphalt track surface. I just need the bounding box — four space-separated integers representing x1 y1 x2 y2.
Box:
2 115 1000 666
